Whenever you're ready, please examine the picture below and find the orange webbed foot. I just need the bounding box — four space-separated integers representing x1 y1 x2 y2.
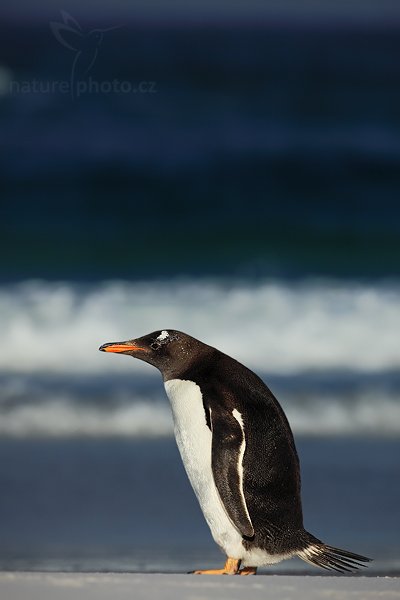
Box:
192 558 241 575
191 559 257 576
239 566 257 575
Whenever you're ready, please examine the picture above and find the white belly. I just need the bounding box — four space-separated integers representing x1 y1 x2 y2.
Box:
164 378 244 558
164 378 293 567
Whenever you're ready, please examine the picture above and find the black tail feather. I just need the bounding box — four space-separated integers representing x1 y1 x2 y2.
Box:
298 535 371 573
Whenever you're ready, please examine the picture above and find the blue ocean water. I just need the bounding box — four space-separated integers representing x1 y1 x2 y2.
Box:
1 20 400 280
0 279 399 574
0 11 400 575
0 437 398 575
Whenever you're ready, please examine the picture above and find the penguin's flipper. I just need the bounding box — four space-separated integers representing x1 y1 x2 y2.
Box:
210 407 254 539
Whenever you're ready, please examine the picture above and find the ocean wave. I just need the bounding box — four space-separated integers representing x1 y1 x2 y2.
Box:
0 278 399 374
1 388 399 438
0 399 172 438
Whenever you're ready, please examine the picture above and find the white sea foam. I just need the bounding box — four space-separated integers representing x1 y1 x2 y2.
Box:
0 277 399 438
0 391 399 438
0 399 172 438
0 278 399 374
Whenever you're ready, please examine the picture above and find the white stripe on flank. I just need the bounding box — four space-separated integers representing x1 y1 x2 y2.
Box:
232 408 253 531
232 408 244 428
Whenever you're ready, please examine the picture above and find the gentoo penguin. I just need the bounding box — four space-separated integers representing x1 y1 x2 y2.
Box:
99 330 370 575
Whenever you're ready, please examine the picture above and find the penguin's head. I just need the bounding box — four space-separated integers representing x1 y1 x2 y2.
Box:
99 330 207 378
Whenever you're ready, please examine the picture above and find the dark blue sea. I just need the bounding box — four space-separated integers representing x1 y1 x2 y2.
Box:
0 4 399 575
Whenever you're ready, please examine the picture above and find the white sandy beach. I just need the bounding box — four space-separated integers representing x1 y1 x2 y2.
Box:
0 573 399 600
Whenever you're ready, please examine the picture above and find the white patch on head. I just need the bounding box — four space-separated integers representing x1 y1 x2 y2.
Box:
157 330 169 341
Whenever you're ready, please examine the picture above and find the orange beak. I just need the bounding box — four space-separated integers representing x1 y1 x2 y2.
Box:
99 342 146 353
